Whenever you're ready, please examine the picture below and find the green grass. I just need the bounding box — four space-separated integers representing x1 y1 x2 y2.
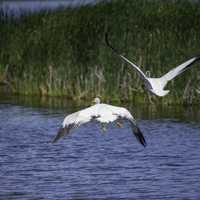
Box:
1 0 200 104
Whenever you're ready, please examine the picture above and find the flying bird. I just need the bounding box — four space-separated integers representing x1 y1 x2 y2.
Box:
52 97 146 147
105 33 200 97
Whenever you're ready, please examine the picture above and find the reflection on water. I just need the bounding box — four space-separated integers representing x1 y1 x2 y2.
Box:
0 95 200 199
1 94 200 122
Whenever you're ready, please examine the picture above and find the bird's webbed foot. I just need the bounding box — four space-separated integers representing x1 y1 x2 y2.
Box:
100 123 107 133
116 119 123 128
147 92 155 105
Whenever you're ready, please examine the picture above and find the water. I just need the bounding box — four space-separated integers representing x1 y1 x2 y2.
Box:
1 0 199 14
0 96 200 200
1 0 101 16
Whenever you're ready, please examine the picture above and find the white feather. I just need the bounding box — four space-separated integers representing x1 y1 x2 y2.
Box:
117 55 199 97
53 99 146 146
161 57 197 82
105 34 200 97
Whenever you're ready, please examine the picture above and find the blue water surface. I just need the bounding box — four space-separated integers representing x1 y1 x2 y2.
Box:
0 99 200 200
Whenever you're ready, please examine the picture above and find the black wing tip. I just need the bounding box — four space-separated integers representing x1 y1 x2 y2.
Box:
105 32 110 46
105 32 119 55
51 127 65 144
194 55 200 61
186 54 200 62
133 126 147 147
189 54 200 61
138 130 147 147
141 137 147 147
105 32 112 49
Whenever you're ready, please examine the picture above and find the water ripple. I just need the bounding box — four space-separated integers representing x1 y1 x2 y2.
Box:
0 104 200 200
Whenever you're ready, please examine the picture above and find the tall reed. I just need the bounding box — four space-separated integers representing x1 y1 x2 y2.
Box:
1 0 200 104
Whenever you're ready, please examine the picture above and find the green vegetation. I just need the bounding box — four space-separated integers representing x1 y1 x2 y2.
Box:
1 0 200 104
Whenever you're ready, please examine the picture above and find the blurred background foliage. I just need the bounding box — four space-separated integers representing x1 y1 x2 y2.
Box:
0 0 200 104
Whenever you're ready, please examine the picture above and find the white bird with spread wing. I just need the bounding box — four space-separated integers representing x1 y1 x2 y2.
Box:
105 33 200 97
52 97 146 147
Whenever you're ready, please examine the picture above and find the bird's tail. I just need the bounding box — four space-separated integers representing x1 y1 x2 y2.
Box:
51 127 65 143
131 124 147 147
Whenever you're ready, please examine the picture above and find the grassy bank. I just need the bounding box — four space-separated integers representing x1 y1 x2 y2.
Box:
1 0 200 104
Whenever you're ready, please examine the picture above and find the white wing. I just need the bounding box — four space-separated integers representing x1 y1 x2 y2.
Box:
119 55 148 81
52 103 146 146
52 106 98 143
161 56 200 82
96 104 146 146
105 33 148 82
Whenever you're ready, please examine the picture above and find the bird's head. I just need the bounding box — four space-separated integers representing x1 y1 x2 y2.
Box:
92 97 101 104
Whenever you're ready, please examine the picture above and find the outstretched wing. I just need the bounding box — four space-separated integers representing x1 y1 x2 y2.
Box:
105 33 148 82
52 103 146 147
98 104 146 147
161 56 200 82
52 107 97 143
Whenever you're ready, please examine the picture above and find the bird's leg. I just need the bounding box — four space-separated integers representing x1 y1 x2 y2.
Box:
101 123 107 133
147 92 155 105
142 84 154 105
116 119 123 128
148 94 153 104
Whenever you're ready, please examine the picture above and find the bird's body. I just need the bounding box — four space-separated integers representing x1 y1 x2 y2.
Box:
52 98 146 146
105 33 200 97
146 78 169 97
